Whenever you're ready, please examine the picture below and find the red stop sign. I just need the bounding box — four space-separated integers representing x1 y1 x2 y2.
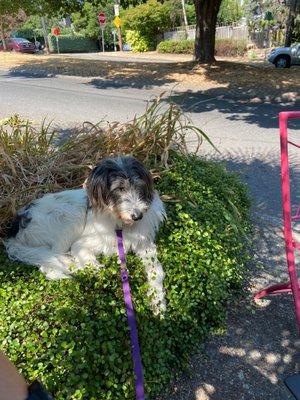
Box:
98 12 106 25
52 27 61 36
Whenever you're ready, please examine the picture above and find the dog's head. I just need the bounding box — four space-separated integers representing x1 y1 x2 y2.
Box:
86 156 154 225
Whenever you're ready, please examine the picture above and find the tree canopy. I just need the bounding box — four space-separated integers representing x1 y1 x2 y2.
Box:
218 0 243 25
0 0 82 16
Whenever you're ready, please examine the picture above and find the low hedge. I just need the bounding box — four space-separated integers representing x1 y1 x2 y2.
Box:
0 151 251 399
156 39 194 54
48 34 98 53
157 38 247 57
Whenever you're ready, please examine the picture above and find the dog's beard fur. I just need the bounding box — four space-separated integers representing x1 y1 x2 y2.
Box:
5 156 167 313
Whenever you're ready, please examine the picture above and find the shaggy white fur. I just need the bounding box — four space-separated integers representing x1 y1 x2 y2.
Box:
5 188 166 312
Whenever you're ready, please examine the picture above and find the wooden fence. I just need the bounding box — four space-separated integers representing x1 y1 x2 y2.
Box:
163 24 276 48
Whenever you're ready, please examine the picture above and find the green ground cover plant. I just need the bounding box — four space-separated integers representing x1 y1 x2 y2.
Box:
0 101 251 399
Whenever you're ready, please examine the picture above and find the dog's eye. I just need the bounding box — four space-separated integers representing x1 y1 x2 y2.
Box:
118 187 125 192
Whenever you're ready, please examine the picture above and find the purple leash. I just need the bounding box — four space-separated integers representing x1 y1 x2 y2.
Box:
115 229 145 400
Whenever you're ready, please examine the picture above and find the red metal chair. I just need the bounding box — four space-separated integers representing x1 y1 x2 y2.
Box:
254 111 300 332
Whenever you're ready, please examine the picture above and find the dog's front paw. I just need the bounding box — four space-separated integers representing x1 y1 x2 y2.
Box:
41 266 71 280
149 291 167 316
72 258 104 273
89 260 104 270
152 299 166 316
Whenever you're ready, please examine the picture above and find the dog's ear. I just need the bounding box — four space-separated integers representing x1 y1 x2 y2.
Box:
128 157 154 202
86 160 111 209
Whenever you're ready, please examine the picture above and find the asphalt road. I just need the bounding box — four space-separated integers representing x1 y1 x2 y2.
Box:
0 70 297 140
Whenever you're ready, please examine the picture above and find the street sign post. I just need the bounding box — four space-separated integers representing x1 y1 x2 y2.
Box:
112 29 117 52
113 16 122 51
98 12 106 52
114 4 120 16
51 27 61 54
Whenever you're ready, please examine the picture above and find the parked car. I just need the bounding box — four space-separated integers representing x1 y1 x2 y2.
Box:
0 38 36 53
268 43 300 68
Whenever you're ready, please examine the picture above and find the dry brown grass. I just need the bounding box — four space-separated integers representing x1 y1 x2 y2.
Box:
190 61 300 93
1 52 298 95
0 97 210 237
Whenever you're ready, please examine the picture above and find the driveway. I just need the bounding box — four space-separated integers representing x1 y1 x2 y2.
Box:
1 70 300 399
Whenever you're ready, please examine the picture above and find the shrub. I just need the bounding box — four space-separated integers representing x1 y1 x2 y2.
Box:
157 38 247 57
0 150 251 399
0 99 211 237
125 30 152 52
122 0 173 49
185 4 196 25
215 38 247 57
217 0 243 25
48 34 98 53
157 39 194 54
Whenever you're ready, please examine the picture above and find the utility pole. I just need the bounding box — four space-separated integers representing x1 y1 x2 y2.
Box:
114 2 123 51
181 0 188 27
40 16 50 53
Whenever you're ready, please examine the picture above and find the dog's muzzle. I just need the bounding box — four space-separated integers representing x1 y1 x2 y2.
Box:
131 210 143 221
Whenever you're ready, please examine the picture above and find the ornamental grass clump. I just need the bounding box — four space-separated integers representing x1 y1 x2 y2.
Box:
0 97 209 237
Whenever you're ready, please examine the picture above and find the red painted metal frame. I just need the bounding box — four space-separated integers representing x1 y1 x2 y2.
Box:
254 111 300 332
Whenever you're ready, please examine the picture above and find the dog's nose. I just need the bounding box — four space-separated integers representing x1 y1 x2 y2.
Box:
131 211 143 221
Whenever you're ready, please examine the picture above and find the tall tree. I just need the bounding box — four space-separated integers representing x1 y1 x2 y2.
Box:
0 1 29 50
285 0 300 46
0 0 82 51
194 0 223 63
218 0 243 25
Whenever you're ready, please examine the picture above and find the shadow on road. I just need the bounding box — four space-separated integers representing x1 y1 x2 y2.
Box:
170 90 300 130
195 147 300 218
4 58 299 95
156 295 299 400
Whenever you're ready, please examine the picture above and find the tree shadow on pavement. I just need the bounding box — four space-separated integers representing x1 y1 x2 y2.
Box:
4 58 299 93
156 295 299 400
170 89 300 131
190 61 299 96
196 147 300 218
5 58 189 89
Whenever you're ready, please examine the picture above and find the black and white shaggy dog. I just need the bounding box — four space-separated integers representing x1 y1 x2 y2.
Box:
5 156 166 312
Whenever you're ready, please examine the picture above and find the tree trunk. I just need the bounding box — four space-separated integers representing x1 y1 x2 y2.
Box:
0 16 7 51
285 0 298 47
40 16 50 53
194 0 222 63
